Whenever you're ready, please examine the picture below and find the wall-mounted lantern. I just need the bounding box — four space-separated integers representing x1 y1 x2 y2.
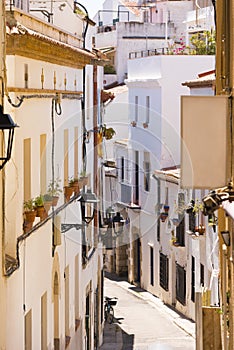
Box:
221 230 230 246
80 188 99 224
0 106 18 170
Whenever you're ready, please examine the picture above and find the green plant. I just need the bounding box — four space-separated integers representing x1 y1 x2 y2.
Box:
69 176 78 186
79 170 87 178
34 195 44 207
23 199 35 212
104 64 116 74
43 193 53 202
47 178 62 197
190 30 216 55
102 124 116 140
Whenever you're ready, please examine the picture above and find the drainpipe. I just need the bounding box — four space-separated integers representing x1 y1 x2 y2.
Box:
74 1 89 173
152 174 161 241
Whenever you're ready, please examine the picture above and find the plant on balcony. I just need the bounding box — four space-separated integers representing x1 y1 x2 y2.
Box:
102 124 116 140
68 176 80 195
143 122 148 129
190 30 216 55
23 198 36 224
43 193 53 213
34 195 46 219
104 64 116 74
195 224 206 235
80 170 88 186
47 178 62 206
131 121 137 127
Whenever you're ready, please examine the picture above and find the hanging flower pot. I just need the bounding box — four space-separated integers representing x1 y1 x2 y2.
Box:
52 196 59 207
196 225 206 235
160 212 168 222
172 218 179 226
164 205 170 213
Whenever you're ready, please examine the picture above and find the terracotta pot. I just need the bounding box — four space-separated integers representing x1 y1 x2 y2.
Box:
52 196 59 207
160 212 168 222
44 200 52 213
164 205 170 213
73 181 80 195
64 186 74 202
36 206 45 218
78 178 84 188
24 210 36 223
81 176 88 186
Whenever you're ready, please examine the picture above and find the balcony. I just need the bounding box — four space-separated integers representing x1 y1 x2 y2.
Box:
119 183 141 209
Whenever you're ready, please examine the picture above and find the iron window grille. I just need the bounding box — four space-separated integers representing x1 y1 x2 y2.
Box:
176 263 186 305
160 253 169 291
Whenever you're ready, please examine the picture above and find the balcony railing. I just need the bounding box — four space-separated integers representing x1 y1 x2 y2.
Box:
129 47 170 59
120 183 140 208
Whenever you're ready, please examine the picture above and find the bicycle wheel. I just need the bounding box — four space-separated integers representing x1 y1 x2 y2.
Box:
105 305 114 324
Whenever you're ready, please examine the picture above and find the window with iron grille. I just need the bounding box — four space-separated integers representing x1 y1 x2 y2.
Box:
176 193 185 246
160 253 169 291
188 212 196 232
200 263 204 287
191 256 195 302
176 263 186 305
150 246 154 286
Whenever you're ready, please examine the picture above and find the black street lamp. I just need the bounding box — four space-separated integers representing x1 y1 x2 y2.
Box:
0 105 18 170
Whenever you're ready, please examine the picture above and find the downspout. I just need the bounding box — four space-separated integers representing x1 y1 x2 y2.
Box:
152 174 161 241
74 1 89 173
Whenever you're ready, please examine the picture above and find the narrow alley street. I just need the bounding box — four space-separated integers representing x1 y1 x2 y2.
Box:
99 273 195 350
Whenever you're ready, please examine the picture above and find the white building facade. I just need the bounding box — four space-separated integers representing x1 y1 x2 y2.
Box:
0 2 105 350
109 54 219 320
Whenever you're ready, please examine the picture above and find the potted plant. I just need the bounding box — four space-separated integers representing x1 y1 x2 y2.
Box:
164 205 170 213
160 212 168 222
68 176 80 195
23 198 36 226
131 121 137 127
80 170 88 186
196 224 206 235
102 124 116 140
34 195 45 220
47 178 62 206
172 218 179 226
43 193 53 213
64 180 74 202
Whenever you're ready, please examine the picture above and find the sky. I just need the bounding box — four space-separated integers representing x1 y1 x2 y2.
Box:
80 0 104 19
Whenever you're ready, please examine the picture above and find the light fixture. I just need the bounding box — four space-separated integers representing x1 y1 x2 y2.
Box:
79 189 99 224
61 223 84 234
221 230 230 246
202 190 229 216
113 212 125 235
0 106 18 170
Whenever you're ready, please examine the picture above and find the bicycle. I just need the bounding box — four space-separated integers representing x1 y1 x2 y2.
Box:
104 296 118 324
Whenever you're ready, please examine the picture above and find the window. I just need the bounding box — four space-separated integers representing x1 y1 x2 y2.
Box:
24 64 28 88
188 211 196 232
65 266 70 341
121 156 124 182
200 263 204 287
64 129 69 186
176 263 186 305
146 96 150 124
75 255 80 330
40 134 47 195
143 152 150 192
191 256 195 302
24 138 31 201
25 309 32 350
160 253 169 291
74 127 79 179
176 193 185 246
150 246 154 286
41 293 47 350
135 96 138 122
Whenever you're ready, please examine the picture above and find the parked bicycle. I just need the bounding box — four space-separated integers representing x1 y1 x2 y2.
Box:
104 296 118 324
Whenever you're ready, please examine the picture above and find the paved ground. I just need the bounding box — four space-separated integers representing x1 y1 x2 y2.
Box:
99 273 195 350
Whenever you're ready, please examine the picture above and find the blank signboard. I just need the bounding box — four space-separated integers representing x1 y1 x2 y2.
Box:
181 95 228 189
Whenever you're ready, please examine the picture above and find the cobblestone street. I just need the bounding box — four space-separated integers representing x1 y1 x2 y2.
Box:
99 274 195 350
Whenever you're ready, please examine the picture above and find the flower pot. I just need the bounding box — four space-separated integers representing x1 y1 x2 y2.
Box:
81 176 88 186
36 205 45 219
44 200 52 213
73 181 80 195
172 218 179 226
164 205 170 213
52 196 59 207
24 210 36 223
64 186 74 202
131 121 137 127
196 225 205 235
160 212 168 222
